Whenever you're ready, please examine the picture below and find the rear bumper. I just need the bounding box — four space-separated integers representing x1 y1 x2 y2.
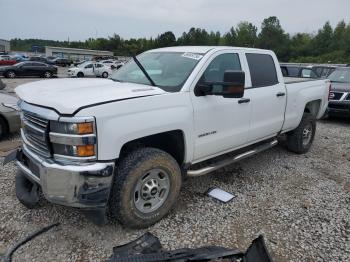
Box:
328 101 350 116
16 144 115 209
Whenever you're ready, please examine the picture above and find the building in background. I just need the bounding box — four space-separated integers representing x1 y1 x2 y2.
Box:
0 39 10 53
45 46 113 60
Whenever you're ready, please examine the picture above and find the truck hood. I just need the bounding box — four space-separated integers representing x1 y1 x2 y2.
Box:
330 82 350 92
16 78 166 114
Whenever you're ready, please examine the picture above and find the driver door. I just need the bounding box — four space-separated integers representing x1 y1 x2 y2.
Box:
190 52 251 161
84 63 95 76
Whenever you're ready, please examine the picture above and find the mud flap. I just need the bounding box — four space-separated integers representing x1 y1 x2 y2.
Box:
3 149 20 165
15 171 40 209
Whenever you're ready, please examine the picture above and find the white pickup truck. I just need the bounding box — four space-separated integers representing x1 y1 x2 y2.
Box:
13 46 330 228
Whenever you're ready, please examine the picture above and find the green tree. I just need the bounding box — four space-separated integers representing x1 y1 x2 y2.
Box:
223 27 237 46
235 22 258 47
312 21 333 55
155 31 176 47
258 16 290 61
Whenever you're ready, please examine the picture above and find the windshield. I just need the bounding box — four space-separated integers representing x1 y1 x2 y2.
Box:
111 52 203 92
77 61 91 68
328 68 350 83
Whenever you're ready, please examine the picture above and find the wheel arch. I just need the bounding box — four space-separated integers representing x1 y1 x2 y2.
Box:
304 99 321 117
119 130 186 165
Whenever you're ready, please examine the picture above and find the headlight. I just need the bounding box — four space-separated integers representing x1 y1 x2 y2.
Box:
2 103 20 111
49 117 97 161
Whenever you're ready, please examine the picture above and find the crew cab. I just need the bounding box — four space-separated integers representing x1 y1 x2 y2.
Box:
13 46 330 228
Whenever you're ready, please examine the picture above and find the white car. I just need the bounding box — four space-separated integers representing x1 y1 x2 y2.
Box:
15 46 330 228
94 63 115 78
67 61 95 77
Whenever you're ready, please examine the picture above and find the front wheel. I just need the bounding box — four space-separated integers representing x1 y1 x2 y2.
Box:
109 147 182 228
102 72 108 78
43 71 52 78
287 112 316 154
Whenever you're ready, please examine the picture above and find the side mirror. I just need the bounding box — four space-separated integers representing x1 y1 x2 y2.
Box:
195 70 245 98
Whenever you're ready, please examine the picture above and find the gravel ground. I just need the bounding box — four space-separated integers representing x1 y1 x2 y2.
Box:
0 77 350 261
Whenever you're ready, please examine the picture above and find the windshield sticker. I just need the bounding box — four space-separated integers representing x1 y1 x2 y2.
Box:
182 52 203 60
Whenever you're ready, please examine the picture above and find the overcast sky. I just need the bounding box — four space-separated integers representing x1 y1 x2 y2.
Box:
0 0 349 41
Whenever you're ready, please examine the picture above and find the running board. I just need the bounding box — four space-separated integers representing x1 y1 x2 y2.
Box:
187 139 278 177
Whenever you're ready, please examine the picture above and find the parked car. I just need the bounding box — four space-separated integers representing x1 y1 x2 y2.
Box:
94 63 115 78
0 61 57 78
29 56 52 64
51 58 72 67
327 67 350 117
14 46 329 228
280 64 319 78
0 92 21 139
312 65 336 78
67 61 95 77
0 55 18 66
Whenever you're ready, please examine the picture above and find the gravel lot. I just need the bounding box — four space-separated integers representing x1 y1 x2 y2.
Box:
0 77 350 261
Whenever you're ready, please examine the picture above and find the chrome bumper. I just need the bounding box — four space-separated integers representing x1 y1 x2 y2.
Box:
16 144 115 208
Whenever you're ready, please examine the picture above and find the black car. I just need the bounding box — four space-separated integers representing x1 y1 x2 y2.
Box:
52 58 72 67
280 64 319 78
0 61 57 78
327 67 350 117
29 56 53 64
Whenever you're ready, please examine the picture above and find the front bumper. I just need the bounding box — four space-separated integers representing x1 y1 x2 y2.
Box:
328 101 350 116
16 144 115 209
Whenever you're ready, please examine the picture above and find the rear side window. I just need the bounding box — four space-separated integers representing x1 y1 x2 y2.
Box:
246 53 278 87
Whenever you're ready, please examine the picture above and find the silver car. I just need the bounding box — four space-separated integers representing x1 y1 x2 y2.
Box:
0 80 21 139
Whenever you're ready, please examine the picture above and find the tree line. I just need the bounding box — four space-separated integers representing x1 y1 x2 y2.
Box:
10 16 350 63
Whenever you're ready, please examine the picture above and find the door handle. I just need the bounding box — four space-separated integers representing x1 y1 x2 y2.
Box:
276 92 286 97
238 98 251 104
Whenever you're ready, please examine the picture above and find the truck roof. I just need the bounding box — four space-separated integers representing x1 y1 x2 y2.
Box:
148 46 267 54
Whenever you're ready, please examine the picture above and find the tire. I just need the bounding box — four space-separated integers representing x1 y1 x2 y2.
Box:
102 72 108 78
0 116 9 140
287 112 316 154
43 71 52 78
77 72 84 78
15 171 40 209
5 70 16 78
109 147 182 228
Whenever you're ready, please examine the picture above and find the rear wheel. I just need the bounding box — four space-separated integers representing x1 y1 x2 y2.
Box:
102 72 108 78
77 72 84 78
109 147 182 228
6 70 16 78
287 112 316 154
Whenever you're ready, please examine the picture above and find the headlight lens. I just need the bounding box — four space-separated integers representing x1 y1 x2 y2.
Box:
50 121 94 135
50 118 96 161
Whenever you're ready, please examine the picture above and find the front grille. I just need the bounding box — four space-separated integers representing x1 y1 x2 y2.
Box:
346 94 350 100
329 92 344 101
22 111 51 157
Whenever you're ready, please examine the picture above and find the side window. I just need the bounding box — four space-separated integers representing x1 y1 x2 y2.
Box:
85 64 93 69
246 53 278 87
202 53 241 82
287 67 300 77
301 68 311 78
200 53 241 93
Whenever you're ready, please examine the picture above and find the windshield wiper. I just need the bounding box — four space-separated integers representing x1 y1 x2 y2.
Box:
132 55 156 86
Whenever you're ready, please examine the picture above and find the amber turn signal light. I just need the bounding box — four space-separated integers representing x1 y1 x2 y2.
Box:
77 122 94 134
77 145 95 157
